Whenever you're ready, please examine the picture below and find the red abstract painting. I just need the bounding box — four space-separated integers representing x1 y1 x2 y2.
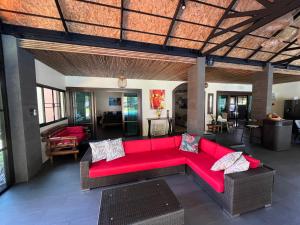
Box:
150 89 165 109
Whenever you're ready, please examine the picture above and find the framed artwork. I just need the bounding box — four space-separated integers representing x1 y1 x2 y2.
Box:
150 89 165 109
207 93 214 114
109 97 121 106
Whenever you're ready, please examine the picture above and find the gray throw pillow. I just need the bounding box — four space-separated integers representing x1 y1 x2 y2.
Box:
90 140 110 163
106 138 125 162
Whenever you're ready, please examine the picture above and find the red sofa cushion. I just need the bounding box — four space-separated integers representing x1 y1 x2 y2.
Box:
184 151 224 193
123 139 151 154
150 137 176 151
65 126 85 134
244 155 261 168
174 136 182 149
199 138 218 157
89 150 186 178
214 144 261 169
214 144 234 160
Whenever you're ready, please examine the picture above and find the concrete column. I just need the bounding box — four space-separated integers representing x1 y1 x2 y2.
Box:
252 63 274 120
2 35 42 182
187 57 206 134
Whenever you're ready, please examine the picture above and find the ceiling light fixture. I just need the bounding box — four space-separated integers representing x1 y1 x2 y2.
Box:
118 75 127 88
181 0 186 10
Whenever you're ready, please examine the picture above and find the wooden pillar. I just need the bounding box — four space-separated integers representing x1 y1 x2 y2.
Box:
252 63 273 120
187 57 206 134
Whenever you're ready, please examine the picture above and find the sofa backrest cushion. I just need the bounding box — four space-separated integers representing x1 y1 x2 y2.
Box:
123 139 152 154
199 138 218 157
244 155 261 168
151 137 176 151
174 136 182 149
65 126 84 134
214 145 234 160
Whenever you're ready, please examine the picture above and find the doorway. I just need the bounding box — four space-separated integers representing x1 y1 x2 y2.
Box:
217 91 252 127
68 88 142 140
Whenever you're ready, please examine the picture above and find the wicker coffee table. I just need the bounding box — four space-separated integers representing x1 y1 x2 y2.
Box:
98 179 184 225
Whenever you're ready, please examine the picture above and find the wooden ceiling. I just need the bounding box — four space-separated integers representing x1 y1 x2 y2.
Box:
29 48 300 84
2 0 300 68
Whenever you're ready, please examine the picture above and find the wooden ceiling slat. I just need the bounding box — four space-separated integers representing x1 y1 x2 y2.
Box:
227 48 253 59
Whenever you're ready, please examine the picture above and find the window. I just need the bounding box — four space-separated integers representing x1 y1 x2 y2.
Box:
36 85 66 126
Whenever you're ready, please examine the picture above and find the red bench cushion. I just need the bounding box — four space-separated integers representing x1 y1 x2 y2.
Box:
199 138 218 157
150 137 176 151
184 151 224 193
65 126 85 134
174 136 182 149
123 139 152 154
89 150 186 178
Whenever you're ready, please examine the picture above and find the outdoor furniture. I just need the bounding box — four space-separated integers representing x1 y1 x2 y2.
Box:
42 125 87 163
207 124 222 133
81 136 275 216
98 180 184 225
293 120 300 143
147 117 173 137
241 124 260 143
263 119 293 151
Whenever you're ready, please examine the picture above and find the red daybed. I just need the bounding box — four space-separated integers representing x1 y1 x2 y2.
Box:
80 136 274 216
43 126 87 163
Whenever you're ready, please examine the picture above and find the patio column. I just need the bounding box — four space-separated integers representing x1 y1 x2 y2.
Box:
251 63 274 120
2 35 42 182
187 57 206 134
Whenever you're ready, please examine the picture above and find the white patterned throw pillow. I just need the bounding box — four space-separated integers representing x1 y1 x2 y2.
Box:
106 138 125 162
90 140 110 163
224 155 250 174
211 152 242 171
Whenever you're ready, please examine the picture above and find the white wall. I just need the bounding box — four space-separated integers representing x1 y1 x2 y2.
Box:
272 81 300 117
35 59 68 163
94 90 122 115
66 76 184 135
204 83 252 127
35 60 66 90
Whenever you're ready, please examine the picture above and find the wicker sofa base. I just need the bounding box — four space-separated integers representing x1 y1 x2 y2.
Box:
80 149 275 216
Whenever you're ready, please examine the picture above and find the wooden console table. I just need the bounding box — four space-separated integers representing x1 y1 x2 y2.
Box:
147 117 173 137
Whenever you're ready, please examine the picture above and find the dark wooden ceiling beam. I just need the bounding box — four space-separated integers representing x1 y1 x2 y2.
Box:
267 39 298 62
225 9 266 18
203 0 300 55
273 54 300 65
255 0 273 8
223 37 244 57
163 0 182 47
54 0 69 34
199 0 238 54
120 0 124 41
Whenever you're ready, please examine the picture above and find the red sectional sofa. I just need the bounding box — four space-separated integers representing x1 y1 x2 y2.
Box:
80 136 274 216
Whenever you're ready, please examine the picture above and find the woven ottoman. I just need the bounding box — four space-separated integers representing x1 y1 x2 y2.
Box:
98 179 184 225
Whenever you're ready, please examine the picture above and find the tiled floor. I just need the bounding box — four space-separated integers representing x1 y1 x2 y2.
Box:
1 136 300 225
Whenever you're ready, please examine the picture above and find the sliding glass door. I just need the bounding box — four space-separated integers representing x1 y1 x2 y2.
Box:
0 73 12 194
122 92 140 136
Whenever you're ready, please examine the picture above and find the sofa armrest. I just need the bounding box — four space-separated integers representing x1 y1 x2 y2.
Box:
80 148 92 190
224 166 275 216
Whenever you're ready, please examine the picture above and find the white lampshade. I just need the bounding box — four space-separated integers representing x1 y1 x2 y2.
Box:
118 76 127 88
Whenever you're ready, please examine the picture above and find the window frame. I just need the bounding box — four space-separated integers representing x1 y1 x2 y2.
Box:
37 84 67 127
